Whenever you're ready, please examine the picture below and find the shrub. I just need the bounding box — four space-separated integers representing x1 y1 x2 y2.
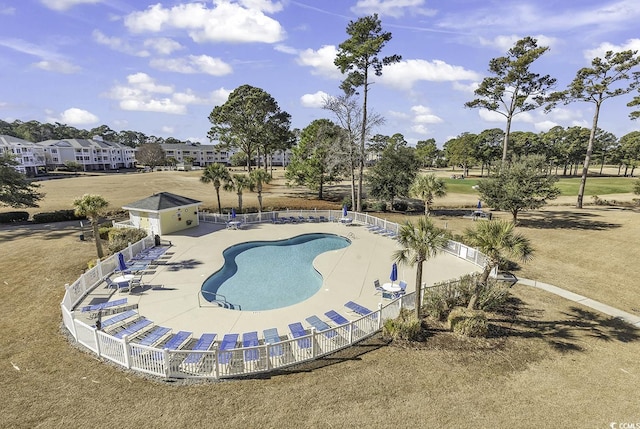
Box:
392 200 408 212
341 197 352 210
372 201 387 212
383 308 422 341
107 228 148 254
0 211 29 223
447 307 488 337
32 209 84 223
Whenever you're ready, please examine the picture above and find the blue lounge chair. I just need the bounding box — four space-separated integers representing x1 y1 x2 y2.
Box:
305 315 338 339
81 297 127 312
344 301 372 315
182 333 216 365
325 310 349 326
288 322 311 349
308 216 318 222
319 216 328 222
113 318 153 339
263 328 283 357
101 309 137 328
242 331 260 362
164 331 192 350
136 326 171 346
218 333 239 365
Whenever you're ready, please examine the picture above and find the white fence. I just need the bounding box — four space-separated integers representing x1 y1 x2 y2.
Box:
60 211 485 380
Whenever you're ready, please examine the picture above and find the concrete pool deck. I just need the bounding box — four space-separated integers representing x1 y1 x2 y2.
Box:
82 221 480 338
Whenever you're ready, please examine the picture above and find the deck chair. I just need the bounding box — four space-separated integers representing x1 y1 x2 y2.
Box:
373 279 384 295
344 301 372 316
305 315 338 339
113 318 153 339
101 309 137 329
263 328 283 358
288 322 311 350
218 333 239 365
163 331 192 350
182 333 216 365
136 326 171 347
242 331 260 362
325 310 349 326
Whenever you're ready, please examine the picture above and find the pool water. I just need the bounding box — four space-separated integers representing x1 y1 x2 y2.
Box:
201 233 351 311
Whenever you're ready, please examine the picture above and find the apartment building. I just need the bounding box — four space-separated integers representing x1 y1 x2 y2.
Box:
0 135 46 176
38 137 136 171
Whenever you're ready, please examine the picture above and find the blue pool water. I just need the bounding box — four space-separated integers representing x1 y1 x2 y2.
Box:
201 233 351 311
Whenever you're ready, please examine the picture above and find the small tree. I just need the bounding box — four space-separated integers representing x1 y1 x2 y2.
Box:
73 194 109 259
409 174 447 216
0 153 44 208
464 220 533 309
135 143 165 170
478 154 560 223
466 37 556 163
200 163 231 214
393 217 450 320
249 169 272 213
224 174 253 212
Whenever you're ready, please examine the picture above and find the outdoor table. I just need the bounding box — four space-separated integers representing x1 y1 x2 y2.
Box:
112 274 134 286
382 283 401 292
339 217 353 225
228 221 242 230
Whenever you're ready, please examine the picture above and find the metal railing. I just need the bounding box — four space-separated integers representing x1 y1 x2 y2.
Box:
60 211 486 380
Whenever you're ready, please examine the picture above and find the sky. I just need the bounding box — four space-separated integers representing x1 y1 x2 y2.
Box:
1 0 640 147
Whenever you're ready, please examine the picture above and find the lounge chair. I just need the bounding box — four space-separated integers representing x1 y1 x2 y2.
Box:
305 315 338 339
81 297 127 313
373 279 384 295
288 322 311 350
113 318 153 339
263 327 284 358
182 333 217 365
100 309 138 329
163 331 192 350
136 326 171 346
308 216 318 222
319 216 328 222
325 310 349 326
344 301 372 316
218 333 239 365
366 225 383 233
242 331 260 362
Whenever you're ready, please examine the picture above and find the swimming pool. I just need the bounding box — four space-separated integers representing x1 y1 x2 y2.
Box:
201 233 351 311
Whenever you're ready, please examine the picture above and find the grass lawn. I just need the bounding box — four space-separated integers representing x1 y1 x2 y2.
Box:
1 170 639 428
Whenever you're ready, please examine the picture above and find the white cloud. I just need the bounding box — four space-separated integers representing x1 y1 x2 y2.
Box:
34 59 80 74
92 30 150 57
478 34 558 52
150 55 233 76
584 38 640 60
161 125 174 134
105 72 230 115
351 0 436 18
296 45 341 79
124 1 285 44
379 59 481 90
478 109 505 122
411 105 443 124
40 0 101 11
274 44 298 55
143 37 183 55
388 110 410 120
534 120 558 132
452 81 479 94
300 91 329 108
48 107 99 125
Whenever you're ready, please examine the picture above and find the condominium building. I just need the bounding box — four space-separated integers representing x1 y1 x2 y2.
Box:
38 137 136 171
0 135 46 176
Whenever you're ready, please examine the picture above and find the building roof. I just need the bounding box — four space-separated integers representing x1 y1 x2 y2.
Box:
122 192 202 212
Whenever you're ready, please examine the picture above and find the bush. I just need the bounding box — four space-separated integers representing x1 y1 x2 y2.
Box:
372 201 387 212
382 308 422 341
447 307 488 337
341 197 352 210
422 274 509 319
392 200 408 212
107 228 148 254
32 210 84 223
0 211 29 223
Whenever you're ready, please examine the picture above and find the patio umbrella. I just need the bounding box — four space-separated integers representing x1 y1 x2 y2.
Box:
231 208 236 219
390 262 398 286
477 200 482 209
117 252 127 272
342 205 347 218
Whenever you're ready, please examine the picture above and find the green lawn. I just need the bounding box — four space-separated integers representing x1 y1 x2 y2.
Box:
442 176 636 196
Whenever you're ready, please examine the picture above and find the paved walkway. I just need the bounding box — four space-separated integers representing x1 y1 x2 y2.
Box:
517 278 640 328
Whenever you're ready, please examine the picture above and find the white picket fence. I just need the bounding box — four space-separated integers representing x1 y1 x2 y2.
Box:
61 211 485 379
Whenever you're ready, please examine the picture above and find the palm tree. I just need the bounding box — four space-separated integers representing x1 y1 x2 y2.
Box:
249 169 272 213
73 194 109 259
409 173 447 216
464 220 534 309
393 216 450 319
224 173 253 213
200 163 231 214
